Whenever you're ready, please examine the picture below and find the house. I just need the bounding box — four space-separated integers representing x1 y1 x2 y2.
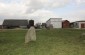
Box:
62 20 70 28
70 21 85 29
3 19 29 29
46 18 62 28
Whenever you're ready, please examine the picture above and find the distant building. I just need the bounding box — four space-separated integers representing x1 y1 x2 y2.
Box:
35 23 42 29
46 18 62 28
3 19 29 29
42 23 47 28
62 20 70 28
29 20 34 26
0 25 3 29
70 21 85 29
70 22 75 28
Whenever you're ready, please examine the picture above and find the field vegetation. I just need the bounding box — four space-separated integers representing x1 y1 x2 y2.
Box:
0 29 85 55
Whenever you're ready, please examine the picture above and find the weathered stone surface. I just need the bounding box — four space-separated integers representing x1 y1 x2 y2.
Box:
25 26 36 43
25 30 30 43
29 26 36 41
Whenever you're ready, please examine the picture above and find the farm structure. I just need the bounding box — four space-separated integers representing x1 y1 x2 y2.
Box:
62 20 70 28
3 19 29 29
46 18 62 28
70 21 85 29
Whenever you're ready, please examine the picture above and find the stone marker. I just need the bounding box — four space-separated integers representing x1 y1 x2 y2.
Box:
25 30 30 43
29 26 36 41
25 26 36 43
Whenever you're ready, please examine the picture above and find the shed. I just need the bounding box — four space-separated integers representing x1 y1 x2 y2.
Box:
76 21 85 29
3 19 29 29
70 21 85 29
62 20 70 28
46 18 62 28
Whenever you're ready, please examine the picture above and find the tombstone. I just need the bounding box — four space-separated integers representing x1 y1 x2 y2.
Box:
25 20 36 43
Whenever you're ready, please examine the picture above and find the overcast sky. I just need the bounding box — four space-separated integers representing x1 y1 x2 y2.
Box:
0 0 85 24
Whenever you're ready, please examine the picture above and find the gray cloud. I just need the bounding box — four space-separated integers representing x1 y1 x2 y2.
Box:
26 0 70 13
0 0 85 25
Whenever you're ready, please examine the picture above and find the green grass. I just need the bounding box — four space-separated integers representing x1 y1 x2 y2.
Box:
0 29 85 55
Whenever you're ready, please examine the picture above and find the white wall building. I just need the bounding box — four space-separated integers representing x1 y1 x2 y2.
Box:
46 18 62 28
71 21 85 29
76 21 85 29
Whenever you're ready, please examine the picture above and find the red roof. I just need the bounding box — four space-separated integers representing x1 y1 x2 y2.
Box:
62 20 69 22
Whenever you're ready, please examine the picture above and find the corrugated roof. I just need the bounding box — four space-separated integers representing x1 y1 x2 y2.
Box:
46 18 62 22
3 19 29 26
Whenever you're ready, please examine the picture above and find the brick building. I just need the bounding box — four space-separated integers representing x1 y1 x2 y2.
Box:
62 20 70 28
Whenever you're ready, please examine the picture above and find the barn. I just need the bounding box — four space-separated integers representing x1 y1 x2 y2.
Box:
70 21 85 29
62 20 70 28
3 19 29 29
46 18 62 28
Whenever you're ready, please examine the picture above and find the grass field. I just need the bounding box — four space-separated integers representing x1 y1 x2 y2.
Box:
0 29 85 55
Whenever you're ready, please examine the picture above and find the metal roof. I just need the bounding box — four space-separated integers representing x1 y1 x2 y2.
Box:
3 19 29 26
